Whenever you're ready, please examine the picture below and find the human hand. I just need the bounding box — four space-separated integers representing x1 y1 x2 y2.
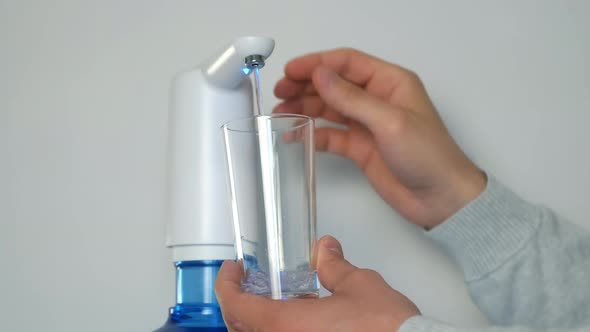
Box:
215 235 420 332
274 49 486 229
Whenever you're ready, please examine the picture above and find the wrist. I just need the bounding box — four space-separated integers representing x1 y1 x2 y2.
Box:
425 164 487 230
455 166 487 213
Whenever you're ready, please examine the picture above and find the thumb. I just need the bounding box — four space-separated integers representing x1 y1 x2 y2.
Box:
214 260 243 309
312 66 399 131
315 235 358 293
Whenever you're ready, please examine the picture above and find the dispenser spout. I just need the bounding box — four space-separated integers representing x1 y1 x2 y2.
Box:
202 36 274 89
245 54 266 70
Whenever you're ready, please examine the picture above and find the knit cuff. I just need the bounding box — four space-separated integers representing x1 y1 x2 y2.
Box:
426 175 541 281
399 315 458 332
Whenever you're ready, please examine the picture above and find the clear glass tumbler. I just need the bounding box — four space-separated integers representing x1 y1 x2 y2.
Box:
221 114 318 299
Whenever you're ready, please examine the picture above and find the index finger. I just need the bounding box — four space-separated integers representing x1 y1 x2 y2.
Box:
277 48 417 103
285 48 409 88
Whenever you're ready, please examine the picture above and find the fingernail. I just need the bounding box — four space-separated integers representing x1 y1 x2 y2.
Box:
321 235 343 256
218 260 240 278
315 66 338 91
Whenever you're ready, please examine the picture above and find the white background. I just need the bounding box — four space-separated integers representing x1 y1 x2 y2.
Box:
1 1 589 331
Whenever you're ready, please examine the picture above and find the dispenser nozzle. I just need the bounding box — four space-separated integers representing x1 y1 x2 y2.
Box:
245 55 265 70
200 36 274 89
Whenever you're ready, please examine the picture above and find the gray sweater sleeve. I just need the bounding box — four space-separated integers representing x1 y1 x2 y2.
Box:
399 175 590 332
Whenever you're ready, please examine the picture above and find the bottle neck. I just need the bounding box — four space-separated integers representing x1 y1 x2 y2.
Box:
157 260 227 330
175 260 223 306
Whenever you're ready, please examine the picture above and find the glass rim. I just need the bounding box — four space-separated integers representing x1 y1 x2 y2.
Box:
221 113 314 133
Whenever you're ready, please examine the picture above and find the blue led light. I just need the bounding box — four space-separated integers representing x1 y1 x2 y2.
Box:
242 67 251 75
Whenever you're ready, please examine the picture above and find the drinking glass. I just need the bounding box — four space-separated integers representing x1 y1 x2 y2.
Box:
221 114 318 299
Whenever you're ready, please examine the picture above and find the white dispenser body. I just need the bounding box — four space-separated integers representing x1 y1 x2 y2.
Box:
167 37 275 262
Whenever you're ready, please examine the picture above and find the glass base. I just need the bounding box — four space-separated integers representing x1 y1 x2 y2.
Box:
266 291 319 300
241 268 319 299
